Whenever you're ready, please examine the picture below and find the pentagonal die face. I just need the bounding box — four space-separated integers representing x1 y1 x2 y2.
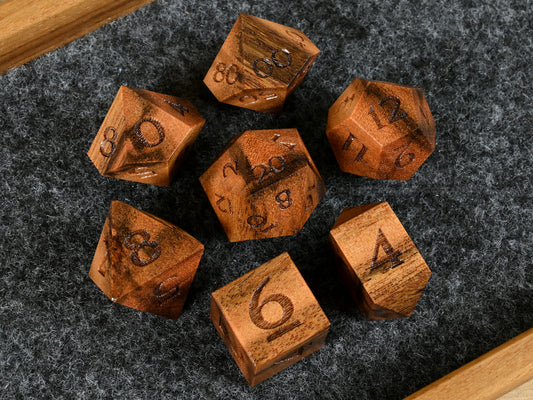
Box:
329 202 431 320
88 201 204 319
200 129 326 242
88 86 205 186
203 14 320 113
326 78 435 180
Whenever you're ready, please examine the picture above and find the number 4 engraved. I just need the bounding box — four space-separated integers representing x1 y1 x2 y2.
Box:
249 276 302 342
370 228 404 271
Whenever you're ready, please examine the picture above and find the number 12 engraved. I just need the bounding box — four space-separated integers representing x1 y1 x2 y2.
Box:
249 276 302 342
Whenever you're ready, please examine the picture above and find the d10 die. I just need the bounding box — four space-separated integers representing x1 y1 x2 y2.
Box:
329 202 431 320
211 252 330 386
204 14 320 113
199 128 326 242
89 201 204 319
326 78 435 180
88 86 205 186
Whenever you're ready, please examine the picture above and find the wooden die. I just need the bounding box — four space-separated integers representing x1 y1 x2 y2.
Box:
211 252 330 386
89 201 204 319
204 14 320 113
88 86 205 186
329 202 431 320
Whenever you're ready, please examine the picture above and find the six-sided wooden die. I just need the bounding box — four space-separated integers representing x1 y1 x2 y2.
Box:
326 78 435 180
199 128 326 242
88 86 205 186
204 14 320 113
211 252 330 386
89 200 204 319
329 202 431 320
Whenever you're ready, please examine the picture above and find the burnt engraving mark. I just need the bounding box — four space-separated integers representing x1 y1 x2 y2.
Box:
249 276 302 342
275 189 293 209
272 133 296 150
214 62 239 84
368 96 407 130
251 156 287 183
223 160 238 177
133 118 165 148
253 49 292 78
370 228 404 271
247 215 275 233
215 194 233 215
123 230 161 267
153 275 180 303
100 127 118 157
394 141 415 168
163 99 189 116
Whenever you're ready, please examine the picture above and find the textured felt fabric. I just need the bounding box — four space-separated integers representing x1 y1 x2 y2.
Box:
0 0 531 399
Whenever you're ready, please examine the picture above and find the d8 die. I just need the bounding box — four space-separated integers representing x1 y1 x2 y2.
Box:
89 201 204 319
211 252 330 386
204 14 320 113
326 78 435 180
88 86 205 186
329 202 431 320
199 128 326 242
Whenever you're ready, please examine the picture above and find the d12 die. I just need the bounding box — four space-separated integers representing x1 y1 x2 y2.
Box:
211 252 330 386
326 78 435 180
89 201 204 319
199 128 326 242
88 86 205 186
329 202 431 320
204 14 320 113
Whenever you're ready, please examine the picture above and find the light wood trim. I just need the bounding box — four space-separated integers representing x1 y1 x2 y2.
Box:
0 0 156 74
405 328 533 400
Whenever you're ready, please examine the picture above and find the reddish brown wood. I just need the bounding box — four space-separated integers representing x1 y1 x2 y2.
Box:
88 201 204 319
203 14 320 113
211 252 330 386
329 202 431 320
87 86 205 186
326 78 435 180
199 128 326 242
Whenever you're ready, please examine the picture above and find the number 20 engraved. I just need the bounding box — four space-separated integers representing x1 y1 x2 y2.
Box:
249 276 302 342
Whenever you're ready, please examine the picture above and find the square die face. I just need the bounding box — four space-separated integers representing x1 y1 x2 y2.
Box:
212 253 329 377
330 203 431 315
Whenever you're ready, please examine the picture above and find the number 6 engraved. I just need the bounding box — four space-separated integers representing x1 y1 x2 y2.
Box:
395 141 415 168
249 276 302 342
247 215 275 233
153 275 180 303
123 230 161 267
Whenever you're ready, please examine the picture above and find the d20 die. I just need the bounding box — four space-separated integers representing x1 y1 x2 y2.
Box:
88 86 205 186
204 14 320 113
89 200 204 319
211 252 330 386
326 78 435 180
199 128 326 242
329 202 431 320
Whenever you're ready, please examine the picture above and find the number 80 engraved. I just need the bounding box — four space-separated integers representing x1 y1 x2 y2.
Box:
249 276 302 342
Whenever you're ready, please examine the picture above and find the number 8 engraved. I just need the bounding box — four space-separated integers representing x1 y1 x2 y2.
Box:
214 62 239 85
249 276 302 342
123 230 161 267
100 127 118 157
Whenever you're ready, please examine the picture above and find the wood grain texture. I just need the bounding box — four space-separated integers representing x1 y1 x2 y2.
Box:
200 128 325 242
211 252 330 386
203 13 319 113
326 78 435 180
329 202 431 319
88 86 205 186
89 200 204 319
405 328 533 400
0 0 156 74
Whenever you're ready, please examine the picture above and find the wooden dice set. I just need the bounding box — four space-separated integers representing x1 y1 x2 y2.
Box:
87 14 435 386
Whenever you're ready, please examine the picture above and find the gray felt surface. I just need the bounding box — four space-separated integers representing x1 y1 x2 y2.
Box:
0 0 532 399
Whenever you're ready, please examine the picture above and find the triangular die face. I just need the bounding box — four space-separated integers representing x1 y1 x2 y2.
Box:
238 14 313 88
105 201 203 300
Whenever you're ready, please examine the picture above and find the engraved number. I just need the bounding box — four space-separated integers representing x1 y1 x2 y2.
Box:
251 156 286 183
370 228 404 271
239 91 279 104
214 62 239 84
249 276 302 342
100 127 118 157
273 133 296 150
133 118 165 147
395 141 415 168
123 230 161 267
253 49 292 78
222 160 238 177
153 276 180 303
275 189 293 209
215 194 233 215
342 133 367 162
368 96 406 129
247 215 275 233
305 184 316 211
163 99 189 116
